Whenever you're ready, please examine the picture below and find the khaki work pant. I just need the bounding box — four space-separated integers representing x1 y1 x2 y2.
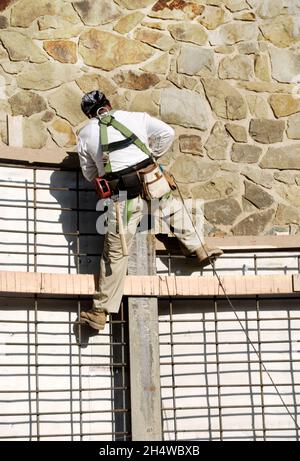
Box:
94 194 203 314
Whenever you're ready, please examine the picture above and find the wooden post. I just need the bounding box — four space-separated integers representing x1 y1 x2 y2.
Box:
127 231 162 441
7 115 23 147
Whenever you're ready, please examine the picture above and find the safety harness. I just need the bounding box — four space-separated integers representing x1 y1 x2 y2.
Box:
94 111 155 201
99 111 152 173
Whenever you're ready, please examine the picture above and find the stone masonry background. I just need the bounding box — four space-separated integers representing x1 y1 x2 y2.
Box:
0 0 300 236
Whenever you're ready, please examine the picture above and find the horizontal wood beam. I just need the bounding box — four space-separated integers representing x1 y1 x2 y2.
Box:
0 143 79 168
156 235 300 251
206 235 300 250
0 271 298 298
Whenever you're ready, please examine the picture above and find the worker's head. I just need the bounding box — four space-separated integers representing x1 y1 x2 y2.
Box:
81 90 111 118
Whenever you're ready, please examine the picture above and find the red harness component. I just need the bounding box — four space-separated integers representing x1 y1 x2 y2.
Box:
94 177 112 199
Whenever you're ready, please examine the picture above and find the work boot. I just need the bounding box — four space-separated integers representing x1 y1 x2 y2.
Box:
195 244 223 268
80 309 107 331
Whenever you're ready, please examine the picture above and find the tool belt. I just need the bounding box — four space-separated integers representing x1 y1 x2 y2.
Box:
95 158 177 200
105 157 154 199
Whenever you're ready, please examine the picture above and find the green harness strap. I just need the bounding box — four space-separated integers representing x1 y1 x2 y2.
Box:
124 198 134 226
99 111 115 174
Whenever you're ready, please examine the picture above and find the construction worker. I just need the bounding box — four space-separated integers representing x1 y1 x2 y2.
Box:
77 90 223 331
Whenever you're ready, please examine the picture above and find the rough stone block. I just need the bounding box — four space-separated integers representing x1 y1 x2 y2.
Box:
79 29 153 70
233 209 275 235
161 88 210 129
232 144 262 163
204 198 242 226
249 119 285 143
244 180 274 209
202 78 247 120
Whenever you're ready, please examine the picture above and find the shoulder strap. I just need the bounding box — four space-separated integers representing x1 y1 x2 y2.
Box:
99 113 112 173
109 117 151 157
98 111 152 173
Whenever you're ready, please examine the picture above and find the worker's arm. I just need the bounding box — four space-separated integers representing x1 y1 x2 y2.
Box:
145 114 175 158
77 136 98 182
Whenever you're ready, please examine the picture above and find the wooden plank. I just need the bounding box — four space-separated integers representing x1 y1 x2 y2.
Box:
156 235 300 251
7 116 23 148
0 271 296 297
124 274 294 297
206 235 300 249
0 143 79 168
293 274 300 292
127 232 162 441
0 271 41 294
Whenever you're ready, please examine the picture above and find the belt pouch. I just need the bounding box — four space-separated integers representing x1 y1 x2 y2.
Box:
139 164 171 200
118 171 142 199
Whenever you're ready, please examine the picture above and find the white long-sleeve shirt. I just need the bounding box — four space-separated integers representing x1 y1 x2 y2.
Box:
77 110 175 182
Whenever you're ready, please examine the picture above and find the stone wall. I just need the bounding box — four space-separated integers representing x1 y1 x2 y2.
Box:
1 0 300 236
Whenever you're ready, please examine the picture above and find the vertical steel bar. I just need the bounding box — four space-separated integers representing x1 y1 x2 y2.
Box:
110 316 116 438
111 302 131 441
27 169 34 438
167 249 177 440
33 169 40 440
254 254 258 276
26 309 33 440
256 296 266 440
168 251 172 279
25 179 30 271
120 303 130 440
214 297 223 441
76 171 80 274
68 310 74 441
76 172 83 439
169 297 178 440
34 297 40 440
33 168 37 273
202 309 213 440
245 308 257 441
287 310 299 441
77 298 83 441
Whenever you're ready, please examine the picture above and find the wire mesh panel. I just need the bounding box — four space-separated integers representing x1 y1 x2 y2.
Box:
0 164 131 441
159 297 300 441
0 296 130 441
157 251 300 277
0 165 102 274
158 249 300 441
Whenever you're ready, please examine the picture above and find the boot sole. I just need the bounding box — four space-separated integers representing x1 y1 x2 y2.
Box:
198 253 223 268
198 258 213 269
80 317 106 331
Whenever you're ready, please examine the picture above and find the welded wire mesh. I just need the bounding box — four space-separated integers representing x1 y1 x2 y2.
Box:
158 251 300 441
0 296 131 441
0 164 130 441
